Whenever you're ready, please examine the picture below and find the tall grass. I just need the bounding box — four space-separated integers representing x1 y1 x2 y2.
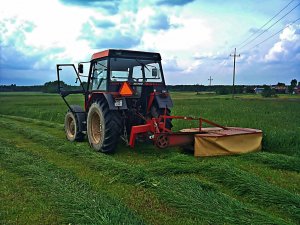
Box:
0 92 300 224
0 140 145 225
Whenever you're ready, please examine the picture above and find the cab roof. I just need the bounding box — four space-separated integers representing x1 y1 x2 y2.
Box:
91 49 161 61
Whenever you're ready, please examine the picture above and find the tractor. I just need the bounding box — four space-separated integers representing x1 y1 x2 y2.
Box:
57 49 173 153
57 49 262 156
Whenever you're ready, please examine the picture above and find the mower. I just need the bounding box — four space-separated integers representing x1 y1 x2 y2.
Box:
57 49 262 156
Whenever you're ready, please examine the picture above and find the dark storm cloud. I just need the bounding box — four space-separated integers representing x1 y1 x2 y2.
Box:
59 0 121 14
157 0 195 6
0 45 64 71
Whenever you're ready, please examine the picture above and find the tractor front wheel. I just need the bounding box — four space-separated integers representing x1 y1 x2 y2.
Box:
64 109 84 142
87 100 121 153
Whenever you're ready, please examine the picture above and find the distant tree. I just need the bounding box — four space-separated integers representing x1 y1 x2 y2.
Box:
245 86 255 93
288 79 298 94
277 82 285 86
235 86 244 94
44 80 67 93
291 79 297 87
82 81 88 90
217 86 230 95
262 85 277 97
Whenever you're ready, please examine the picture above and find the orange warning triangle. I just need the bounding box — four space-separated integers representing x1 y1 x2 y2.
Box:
119 82 133 96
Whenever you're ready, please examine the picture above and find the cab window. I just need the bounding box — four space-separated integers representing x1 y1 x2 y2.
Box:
90 59 107 91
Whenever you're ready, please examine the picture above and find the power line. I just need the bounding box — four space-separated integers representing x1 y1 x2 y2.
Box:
244 17 300 53
236 0 296 48
210 55 230 76
239 2 300 51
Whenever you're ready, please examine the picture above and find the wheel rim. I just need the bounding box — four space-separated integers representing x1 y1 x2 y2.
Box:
90 110 103 144
66 116 75 138
156 134 169 148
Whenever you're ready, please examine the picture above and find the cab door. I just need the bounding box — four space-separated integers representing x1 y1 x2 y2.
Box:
89 59 108 91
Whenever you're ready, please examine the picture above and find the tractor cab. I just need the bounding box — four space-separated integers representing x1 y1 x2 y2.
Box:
85 50 168 99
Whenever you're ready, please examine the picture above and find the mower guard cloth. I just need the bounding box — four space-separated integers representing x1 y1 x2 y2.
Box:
194 127 262 157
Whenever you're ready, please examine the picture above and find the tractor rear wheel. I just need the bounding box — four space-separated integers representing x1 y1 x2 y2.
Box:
64 107 85 142
87 100 122 153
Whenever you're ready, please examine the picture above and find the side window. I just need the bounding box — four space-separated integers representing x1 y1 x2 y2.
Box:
91 60 107 91
144 63 162 82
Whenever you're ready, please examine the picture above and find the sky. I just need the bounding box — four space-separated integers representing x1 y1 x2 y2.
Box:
0 0 299 86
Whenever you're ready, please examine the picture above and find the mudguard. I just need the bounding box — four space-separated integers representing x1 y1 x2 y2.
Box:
103 93 128 110
69 105 87 132
155 93 173 109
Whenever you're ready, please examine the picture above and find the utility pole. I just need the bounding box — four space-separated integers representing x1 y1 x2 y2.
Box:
208 76 213 86
230 48 240 99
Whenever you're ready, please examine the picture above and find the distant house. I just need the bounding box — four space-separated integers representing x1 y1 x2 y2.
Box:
254 87 264 94
294 86 300 94
274 85 287 94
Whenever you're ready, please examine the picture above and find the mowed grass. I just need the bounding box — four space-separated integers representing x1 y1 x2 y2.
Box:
0 92 299 224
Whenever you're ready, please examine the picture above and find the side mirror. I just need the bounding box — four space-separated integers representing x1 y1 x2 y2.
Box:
78 64 83 74
152 68 158 77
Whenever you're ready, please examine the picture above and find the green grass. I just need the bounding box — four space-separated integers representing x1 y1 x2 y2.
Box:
0 92 299 224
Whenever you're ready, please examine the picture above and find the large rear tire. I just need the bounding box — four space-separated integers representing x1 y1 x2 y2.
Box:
87 100 122 153
64 106 85 141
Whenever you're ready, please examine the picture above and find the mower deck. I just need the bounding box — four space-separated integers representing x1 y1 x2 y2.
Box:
181 127 262 156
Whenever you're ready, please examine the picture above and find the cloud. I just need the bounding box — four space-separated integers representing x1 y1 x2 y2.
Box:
148 13 171 30
80 17 142 49
80 22 141 49
265 24 300 62
91 17 115 28
0 16 66 85
162 57 185 73
1 0 299 86
94 30 141 49
193 52 229 61
59 0 121 14
157 0 195 6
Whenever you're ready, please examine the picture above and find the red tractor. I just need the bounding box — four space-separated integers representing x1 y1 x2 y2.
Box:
57 49 173 153
57 49 262 156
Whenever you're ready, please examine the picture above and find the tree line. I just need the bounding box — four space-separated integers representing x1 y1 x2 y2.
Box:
1 79 299 95
0 81 87 93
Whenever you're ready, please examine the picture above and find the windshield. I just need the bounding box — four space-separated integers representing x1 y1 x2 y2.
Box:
109 58 163 83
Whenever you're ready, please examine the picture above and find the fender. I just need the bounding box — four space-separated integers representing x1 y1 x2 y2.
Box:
103 93 128 110
155 93 173 109
69 105 87 132
86 92 128 110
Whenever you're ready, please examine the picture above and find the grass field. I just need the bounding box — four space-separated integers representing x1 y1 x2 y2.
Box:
0 92 299 224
